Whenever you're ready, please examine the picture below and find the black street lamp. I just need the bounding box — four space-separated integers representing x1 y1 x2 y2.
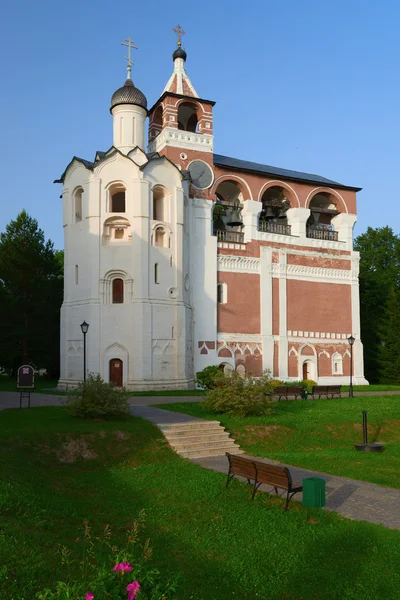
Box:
348 335 355 398
80 321 89 383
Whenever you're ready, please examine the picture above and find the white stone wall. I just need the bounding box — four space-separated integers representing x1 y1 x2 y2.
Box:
59 149 195 390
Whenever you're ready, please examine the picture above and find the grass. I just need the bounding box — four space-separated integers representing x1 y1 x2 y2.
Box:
1 407 400 599
154 395 400 489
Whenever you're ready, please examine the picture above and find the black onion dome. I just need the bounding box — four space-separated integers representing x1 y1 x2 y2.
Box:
110 79 147 111
173 46 187 61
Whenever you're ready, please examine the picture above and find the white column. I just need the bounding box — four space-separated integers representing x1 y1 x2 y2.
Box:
260 246 274 373
331 213 357 251
278 250 288 379
286 207 310 238
351 253 369 384
242 200 260 243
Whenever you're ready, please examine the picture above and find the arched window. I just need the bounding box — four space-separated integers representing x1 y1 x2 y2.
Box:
177 102 198 132
74 188 83 222
258 186 291 235
332 352 343 375
213 180 244 243
155 228 166 248
307 192 339 241
217 282 227 304
112 278 124 303
153 186 168 222
109 184 126 213
154 263 159 284
103 216 131 243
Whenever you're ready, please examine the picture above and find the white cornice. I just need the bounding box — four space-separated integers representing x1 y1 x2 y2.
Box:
217 255 260 273
217 254 358 282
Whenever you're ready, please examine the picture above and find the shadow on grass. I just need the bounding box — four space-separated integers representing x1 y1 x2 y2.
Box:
1 406 400 600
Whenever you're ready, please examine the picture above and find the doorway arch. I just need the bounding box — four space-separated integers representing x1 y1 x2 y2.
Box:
109 358 123 387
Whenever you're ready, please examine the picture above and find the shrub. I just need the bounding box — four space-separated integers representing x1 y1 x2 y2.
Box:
269 379 284 389
35 511 180 599
64 373 130 419
195 365 221 390
203 370 274 416
285 379 317 392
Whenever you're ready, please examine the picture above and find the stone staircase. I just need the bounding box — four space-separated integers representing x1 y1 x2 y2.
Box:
158 420 244 459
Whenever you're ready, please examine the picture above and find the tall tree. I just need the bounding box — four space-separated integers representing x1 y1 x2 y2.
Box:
0 211 63 376
377 288 400 383
354 226 400 382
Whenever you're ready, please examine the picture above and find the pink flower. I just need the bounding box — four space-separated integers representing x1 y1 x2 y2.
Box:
85 593 94 600
113 561 133 573
126 580 141 600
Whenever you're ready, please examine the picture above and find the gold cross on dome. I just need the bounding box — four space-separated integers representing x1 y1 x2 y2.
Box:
173 24 185 47
121 36 138 73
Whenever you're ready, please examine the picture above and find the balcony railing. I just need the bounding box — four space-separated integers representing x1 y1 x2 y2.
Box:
258 221 292 235
216 230 245 244
307 227 338 241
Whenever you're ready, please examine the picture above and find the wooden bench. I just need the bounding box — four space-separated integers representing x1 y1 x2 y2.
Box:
273 385 304 400
310 385 341 399
225 453 303 510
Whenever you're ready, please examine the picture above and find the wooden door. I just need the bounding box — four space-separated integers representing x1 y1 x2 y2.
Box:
109 358 123 387
302 361 309 380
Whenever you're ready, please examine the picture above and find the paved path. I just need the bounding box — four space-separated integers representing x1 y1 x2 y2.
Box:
0 391 202 411
2 389 400 412
129 405 400 532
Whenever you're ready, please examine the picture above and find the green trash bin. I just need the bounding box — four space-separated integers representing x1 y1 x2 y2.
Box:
303 477 326 520
301 389 308 400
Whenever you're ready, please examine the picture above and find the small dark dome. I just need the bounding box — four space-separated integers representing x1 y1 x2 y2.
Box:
173 46 187 61
110 79 147 111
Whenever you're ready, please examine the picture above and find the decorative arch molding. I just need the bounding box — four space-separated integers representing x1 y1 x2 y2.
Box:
95 151 134 177
218 344 233 358
151 222 172 248
174 98 206 113
211 174 252 201
343 349 351 358
257 180 300 207
319 349 330 358
332 351 343 375
101 270 133 304
299 343 317 356
289 346 298 357
305 187 348 214
103 343 129 385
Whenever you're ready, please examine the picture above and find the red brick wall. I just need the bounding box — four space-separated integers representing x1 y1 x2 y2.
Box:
217 273 260 334
287 281 352 334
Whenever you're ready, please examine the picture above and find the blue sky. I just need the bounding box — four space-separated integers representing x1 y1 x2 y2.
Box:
1 0 399 249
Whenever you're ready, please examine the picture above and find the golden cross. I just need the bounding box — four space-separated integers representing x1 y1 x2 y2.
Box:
173 24 185 47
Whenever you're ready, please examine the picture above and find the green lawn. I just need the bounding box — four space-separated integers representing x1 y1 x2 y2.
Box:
155 395 400 489
1 407 400 599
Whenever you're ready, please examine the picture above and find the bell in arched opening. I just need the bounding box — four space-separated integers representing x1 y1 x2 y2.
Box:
226 203 243 228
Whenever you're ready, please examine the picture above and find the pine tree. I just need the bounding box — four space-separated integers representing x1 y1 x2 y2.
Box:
0 211 63 376
377 287 400 384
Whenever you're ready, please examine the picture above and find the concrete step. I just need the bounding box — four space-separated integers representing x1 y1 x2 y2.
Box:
158 418 242 459
169 438 238 451
180 446 244 459
162 427 225 437
165 432 232 443
159 420 220 431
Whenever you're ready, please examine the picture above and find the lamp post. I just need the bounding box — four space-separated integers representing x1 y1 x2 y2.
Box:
348 335 355 398
80 321 89 383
